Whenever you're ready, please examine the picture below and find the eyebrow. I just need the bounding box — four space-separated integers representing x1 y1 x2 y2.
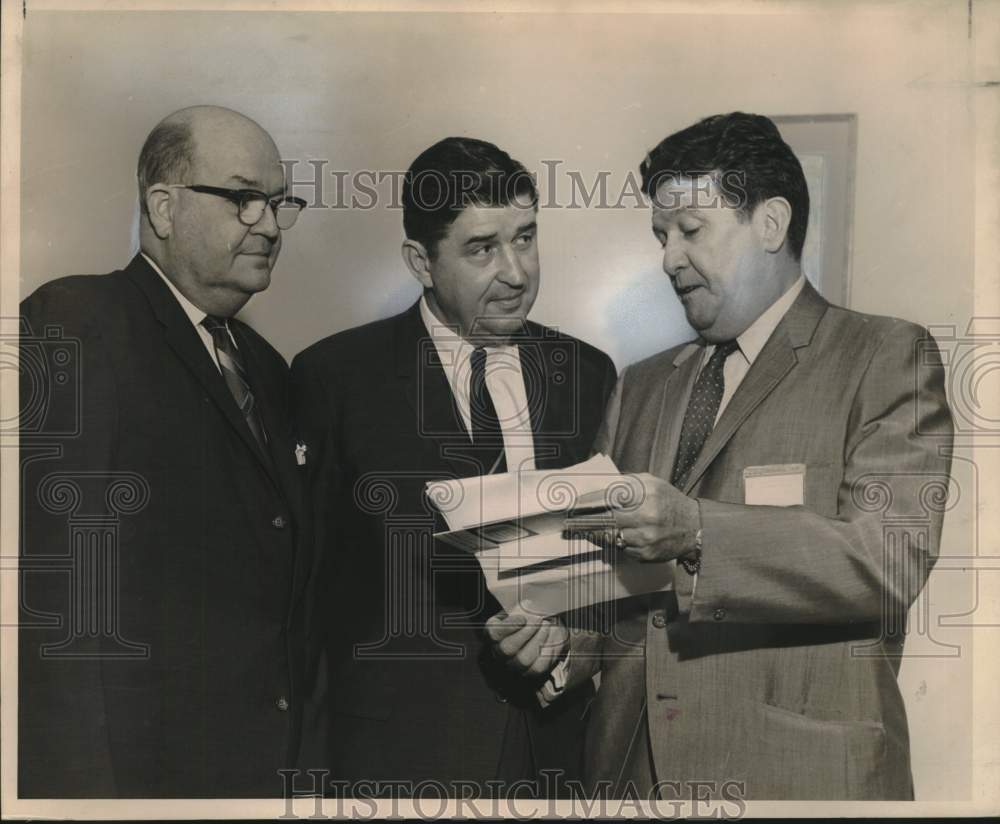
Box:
228 175 262 188
653 206 706 222
665 206 705 218
463 220 537 248
463 232 499 248
227 174 286 197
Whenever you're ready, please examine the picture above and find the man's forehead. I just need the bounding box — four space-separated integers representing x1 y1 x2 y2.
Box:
195 158 286 192
451 198 538 234
190 135 284 189
651 174 744 220
653 175 721 205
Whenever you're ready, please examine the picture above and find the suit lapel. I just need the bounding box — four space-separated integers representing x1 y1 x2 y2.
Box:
650 343 703 478
681 331 796 493
230 321 312 610
125 255 279 484
681 281 829 493
396 301 480 478
521 332 565 470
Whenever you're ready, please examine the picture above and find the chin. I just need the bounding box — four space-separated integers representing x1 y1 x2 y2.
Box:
236 268 272 294
685 313 712 333
486 317 529 339
684 300 721 330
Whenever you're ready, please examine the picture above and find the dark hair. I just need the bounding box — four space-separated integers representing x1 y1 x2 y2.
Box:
136 119 195 216
639 112 809 261
402 137 537 258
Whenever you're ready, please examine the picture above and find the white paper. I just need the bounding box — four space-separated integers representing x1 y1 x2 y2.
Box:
743 463 806 506
426 455 674 617
427 453 620 533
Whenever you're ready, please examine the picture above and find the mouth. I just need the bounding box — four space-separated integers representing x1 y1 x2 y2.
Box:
239 251 273 267
489 295 523 311
675 284 703 299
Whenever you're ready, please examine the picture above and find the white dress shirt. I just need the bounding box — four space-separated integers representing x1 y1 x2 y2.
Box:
142 252 237 372
419 296 536 473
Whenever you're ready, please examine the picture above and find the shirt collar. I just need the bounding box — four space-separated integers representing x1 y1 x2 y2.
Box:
141 252 214 329
418 295 517 360
419 294 464 348
732 274 806 365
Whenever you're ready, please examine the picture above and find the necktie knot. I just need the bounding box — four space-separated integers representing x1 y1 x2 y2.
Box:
470 347 490 404
471 346 487 372
201 315 229 336
711 339 740 363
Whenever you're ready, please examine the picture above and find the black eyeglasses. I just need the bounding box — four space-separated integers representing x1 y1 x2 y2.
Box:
169 184 307 230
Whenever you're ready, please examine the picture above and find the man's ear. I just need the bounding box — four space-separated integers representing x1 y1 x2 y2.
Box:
757 196 792 254
402 239 434 289
145 185 174 240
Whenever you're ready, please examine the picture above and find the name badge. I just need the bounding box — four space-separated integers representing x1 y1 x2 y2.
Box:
743 463 805 507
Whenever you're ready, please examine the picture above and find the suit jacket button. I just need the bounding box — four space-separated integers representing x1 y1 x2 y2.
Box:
276 696 289 711
272 515 287 529
495 692 508 704
651 611 667 629
712 608 727 622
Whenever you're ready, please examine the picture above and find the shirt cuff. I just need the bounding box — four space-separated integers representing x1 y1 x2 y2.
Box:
535 653 570 708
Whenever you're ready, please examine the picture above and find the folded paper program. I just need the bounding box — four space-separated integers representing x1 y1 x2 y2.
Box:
425 454 674 618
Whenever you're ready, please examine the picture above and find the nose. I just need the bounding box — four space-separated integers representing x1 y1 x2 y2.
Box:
250 201 281 241
662 235 687 279
496 244 528 289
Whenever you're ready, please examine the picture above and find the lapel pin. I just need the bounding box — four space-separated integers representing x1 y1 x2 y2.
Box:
295 442 308 466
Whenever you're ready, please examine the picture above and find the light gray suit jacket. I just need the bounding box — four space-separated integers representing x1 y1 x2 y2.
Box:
569 282 953 800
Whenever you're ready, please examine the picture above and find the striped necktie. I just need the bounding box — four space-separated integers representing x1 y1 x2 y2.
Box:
202 315 268 450
670 340 739 489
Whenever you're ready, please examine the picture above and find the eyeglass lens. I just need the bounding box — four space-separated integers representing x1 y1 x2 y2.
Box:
239 194 302 230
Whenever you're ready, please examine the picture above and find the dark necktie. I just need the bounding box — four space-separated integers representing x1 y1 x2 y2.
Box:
469 347 507 474
202 315 268 451
670 340 740 489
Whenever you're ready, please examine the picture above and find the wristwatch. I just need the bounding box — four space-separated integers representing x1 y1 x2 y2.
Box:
678 527 703 575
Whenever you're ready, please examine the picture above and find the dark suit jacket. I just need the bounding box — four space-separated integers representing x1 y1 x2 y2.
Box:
18 255 309 798
574 282 954 800
290 300 616 792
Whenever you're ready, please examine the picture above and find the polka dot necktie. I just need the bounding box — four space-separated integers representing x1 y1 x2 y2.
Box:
202 315 268 451
670 340 740 489
470 347 507 475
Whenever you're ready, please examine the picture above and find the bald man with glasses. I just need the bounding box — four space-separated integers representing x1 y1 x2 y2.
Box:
19 105 310 797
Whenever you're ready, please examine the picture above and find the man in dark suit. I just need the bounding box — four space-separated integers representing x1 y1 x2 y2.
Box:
291 137 616 795
489 113 954 800
18 105 310 797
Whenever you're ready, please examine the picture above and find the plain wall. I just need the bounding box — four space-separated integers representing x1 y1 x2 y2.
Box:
18 5 979 800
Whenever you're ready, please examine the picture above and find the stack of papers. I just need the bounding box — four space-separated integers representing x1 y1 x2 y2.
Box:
426 455 674 617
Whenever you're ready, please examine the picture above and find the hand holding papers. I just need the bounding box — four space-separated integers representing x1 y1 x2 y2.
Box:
426 455 675 618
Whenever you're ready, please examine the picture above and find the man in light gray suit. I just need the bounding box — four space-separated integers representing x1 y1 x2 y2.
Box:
487 112 954 800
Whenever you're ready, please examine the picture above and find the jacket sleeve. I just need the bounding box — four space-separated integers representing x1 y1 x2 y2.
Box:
18 281 119 797
677 322 954 625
